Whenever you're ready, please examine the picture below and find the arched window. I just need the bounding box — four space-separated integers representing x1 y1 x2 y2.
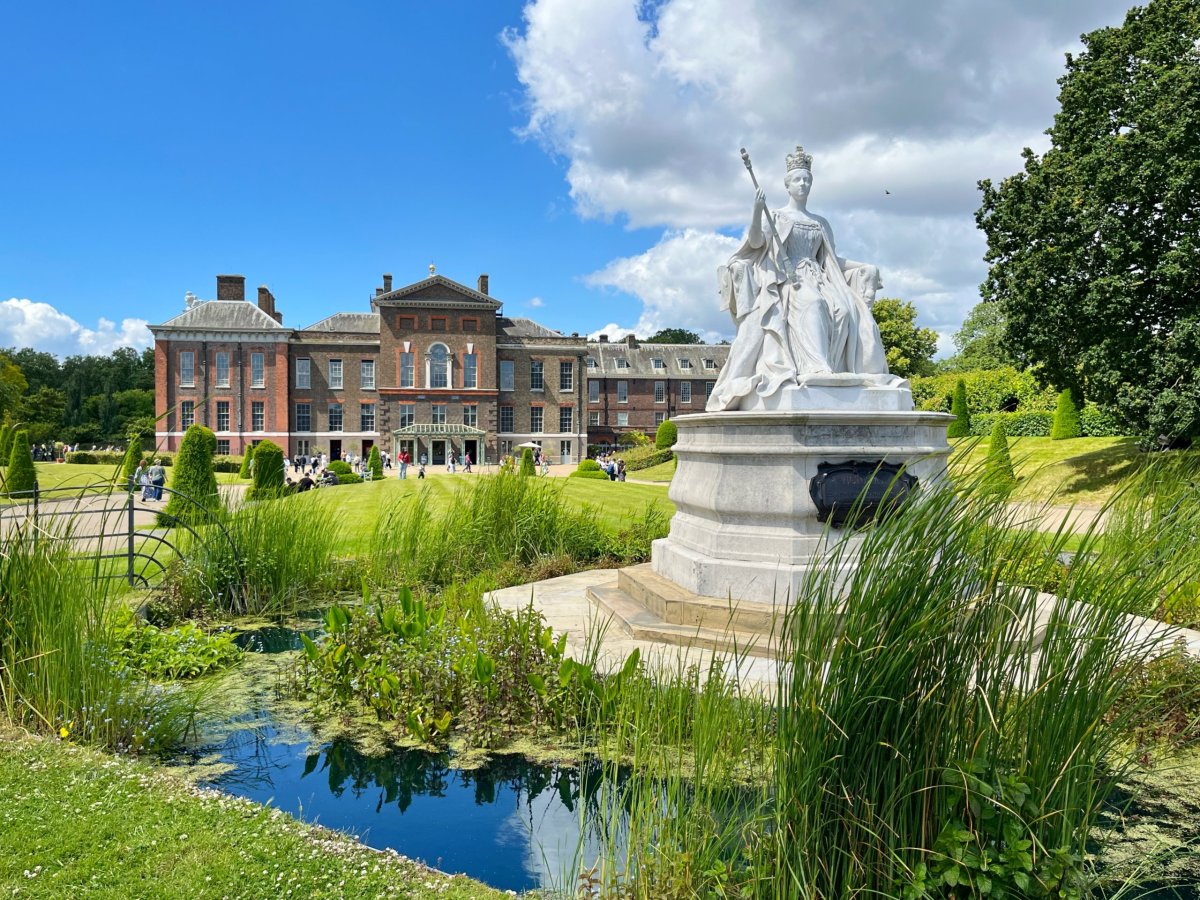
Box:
428 343 450 389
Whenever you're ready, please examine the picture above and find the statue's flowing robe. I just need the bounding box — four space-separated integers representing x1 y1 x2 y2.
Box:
708 209 890 412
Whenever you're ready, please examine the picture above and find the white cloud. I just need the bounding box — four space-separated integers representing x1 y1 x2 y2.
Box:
528 296 546 308
0 298 152 358
585 229 740 340
505 0 1131 340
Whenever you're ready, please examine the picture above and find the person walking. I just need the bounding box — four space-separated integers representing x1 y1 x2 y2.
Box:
148 458 167 500
398 448 410 479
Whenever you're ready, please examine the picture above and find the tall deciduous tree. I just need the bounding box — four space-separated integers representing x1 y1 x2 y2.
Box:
946 302 1015 372
871 298 938 378
977 0 1200 438
642 328 702 344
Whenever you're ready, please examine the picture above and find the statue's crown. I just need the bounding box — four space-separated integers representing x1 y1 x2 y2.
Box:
786 144 813 172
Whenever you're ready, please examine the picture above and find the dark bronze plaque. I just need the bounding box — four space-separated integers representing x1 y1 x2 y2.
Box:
809 460 918 528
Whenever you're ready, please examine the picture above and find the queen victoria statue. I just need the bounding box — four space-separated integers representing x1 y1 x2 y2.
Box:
707 145 908 412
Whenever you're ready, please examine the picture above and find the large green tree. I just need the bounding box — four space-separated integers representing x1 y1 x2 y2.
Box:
945 302 1015 372
870 298 938 378
977 0 1200 438
642 328 702 344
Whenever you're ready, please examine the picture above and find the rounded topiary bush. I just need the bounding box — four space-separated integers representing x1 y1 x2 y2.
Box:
328 460 353 476
5 430 37 495
160 425 221 527
239 443 256 479
655 418 678 450
248 440 285 499
1051 388 1082 440
947 379 971 438
520 448 536 477
367 445 383 480
336 473 363 485
570 458 610 480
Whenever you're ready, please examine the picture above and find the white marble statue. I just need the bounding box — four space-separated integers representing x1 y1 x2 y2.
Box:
708 145 903 412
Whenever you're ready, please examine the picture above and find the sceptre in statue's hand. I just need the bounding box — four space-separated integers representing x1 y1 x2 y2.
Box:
739 148 793 276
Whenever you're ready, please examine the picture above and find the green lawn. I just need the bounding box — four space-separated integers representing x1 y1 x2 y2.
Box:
947 436 1174 506
0 729 505 899
629 438 1175 507
30 462 243 493
293 472 673 554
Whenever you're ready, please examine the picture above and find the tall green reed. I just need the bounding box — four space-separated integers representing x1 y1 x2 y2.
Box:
577 469 1196 898
0 524 197 753
169 492 345 616
369 473 652 588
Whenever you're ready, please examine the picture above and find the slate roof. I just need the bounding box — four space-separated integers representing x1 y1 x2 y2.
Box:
154 300 286 331
585 341 728 378
302 312 381 333
496 317 567 339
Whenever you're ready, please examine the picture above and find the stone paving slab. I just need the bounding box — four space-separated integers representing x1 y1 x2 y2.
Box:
486 569 784 693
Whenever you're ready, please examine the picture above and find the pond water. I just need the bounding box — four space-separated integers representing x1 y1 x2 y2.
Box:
205 725 604 892
199 625 1200 896
200 623 611 892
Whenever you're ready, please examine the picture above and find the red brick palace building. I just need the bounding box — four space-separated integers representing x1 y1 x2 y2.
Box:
151 272 727 462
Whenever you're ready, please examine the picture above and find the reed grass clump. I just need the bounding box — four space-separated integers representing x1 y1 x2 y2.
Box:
369 473 657 588
168 493 344 615
0 526 197 753
579 469 1199 898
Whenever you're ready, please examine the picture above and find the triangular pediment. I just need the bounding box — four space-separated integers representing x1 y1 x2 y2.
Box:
374 274 501 309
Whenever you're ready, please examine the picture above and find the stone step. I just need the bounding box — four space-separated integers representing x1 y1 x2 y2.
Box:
617 563 786 633
586 583 779 659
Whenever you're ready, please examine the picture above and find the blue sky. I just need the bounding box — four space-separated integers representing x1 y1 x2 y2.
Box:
2 0 1132 357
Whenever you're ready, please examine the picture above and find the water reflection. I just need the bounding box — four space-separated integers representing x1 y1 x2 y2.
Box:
206 725 611 891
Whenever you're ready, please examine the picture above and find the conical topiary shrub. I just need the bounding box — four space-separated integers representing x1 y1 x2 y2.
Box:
5 430 37 496
367 444 383 480
655 418 678 450
160 424 221 527
520 448 536 477
239 443 256 479
985 419 1016 490
947 379 971 438
1051 388 1081 440
0 423 12 465
248 440 285 499
120 438 144 486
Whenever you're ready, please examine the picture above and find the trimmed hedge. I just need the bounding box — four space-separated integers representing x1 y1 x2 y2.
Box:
947 379 971 438
620 444 673 472
655 419 678 450
248 440 285 500
520 448 536 477
328 460 353 476
1051 389 1081 440
65 450 245 472
1080 404 1126 437
367 445 383 480
336 473 363 485
570 459 610 480
5 430 37 495
160 425 221 527
912 366 1057 415
968 411 1054 438
239 444 255 479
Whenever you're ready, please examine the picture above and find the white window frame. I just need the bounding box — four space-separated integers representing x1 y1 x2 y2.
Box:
180 399 194 428
427 344 450 389
617 380 629 404
296 357 311 389
296 403 312 431
681 382 692 404
530 406 544 433
654 381 666 403
216 400 230 432
499 405 514 433
251 352 265 388
399 404 415 428
328 403 343 432
588 380 600 403
463 353 478 389
559 406 573 432
251 401 265 432
588 411 600 427
431 404 447 426
215 352 230 387
361 360 375 391
400 352 415 388
499 360 515 392
530 360 544 392
179 351 195 387
559 360 573 392
361 403 376 432
678 358 692 370
463 404 478 428
329 359 343 390
616 412 629 427
651 357 665 371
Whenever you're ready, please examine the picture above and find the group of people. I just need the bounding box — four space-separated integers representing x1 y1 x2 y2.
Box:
592 452 626 482
130 459 168 500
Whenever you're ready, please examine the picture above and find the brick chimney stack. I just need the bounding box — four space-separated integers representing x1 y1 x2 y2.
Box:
599 334 609 343
625 333 639 348
217 274 245 302
477 273 489 295
383 273 393 293
257 285 283 324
